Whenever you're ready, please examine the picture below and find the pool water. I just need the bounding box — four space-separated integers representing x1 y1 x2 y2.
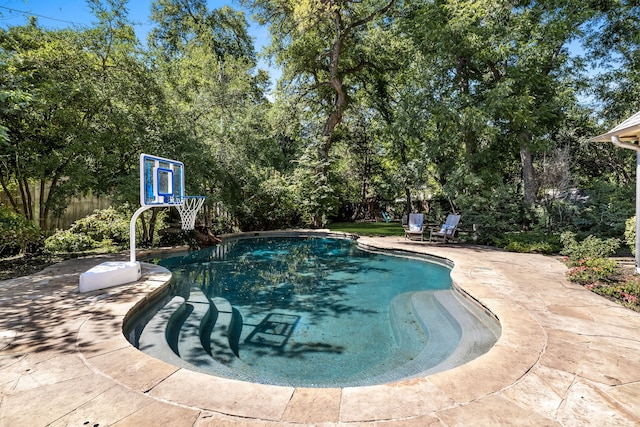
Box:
137 236 499 387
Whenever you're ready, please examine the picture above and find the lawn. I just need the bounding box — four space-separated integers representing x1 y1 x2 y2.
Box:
328 221 406 237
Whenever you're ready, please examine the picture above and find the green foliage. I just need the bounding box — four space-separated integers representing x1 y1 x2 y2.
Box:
448 170 529 244
69 207 130 245
625 216 636 255
235 170 299 230
44 207 131 254
589 275 640 310
0 206 40 256
566 257 617 285
208 216 235 235
1 0 639 246
493 232 561 255
0 10 174 230
560 231 620 261
289 144 340 227
44 230 97 253
570 181 634 237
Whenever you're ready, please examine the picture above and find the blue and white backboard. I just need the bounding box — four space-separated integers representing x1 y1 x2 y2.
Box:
140 153 185 207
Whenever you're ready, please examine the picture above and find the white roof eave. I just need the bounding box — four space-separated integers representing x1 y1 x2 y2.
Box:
591 111 640 142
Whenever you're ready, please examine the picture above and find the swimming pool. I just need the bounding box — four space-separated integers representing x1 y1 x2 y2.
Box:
130 234 500 387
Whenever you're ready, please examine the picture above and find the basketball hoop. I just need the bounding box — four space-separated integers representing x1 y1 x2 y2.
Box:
175 196 205 230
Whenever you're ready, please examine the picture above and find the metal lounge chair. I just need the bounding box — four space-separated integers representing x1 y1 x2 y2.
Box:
429 214 461 243
381 211 392 223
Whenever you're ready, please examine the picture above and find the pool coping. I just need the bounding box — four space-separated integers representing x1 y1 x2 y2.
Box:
2 231 640 425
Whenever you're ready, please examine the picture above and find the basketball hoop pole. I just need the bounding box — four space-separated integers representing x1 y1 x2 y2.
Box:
78 153 184 293
130 206 151 263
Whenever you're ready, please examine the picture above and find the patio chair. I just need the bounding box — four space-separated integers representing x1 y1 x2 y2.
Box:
429 214 461 243
404 213 425 241
381 211 392 223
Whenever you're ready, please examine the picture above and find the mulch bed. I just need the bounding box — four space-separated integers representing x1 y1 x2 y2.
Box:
0 254 62 281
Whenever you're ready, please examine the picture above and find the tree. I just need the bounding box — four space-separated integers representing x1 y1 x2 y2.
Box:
0 1 173 231
584 0 640 124
0 23 103 228
242 0 402 226
149 0 285 230
405 0 589 209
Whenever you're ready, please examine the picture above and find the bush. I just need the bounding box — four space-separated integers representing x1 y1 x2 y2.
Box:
44 206 131 254
448 171 532 244
566 258 617 285
560 231 620 261
493 232 561 254
0 207 40 256
570 181 634 237
71 207 130 244
625 216 635 255
587 275 640 310
44 229 96 253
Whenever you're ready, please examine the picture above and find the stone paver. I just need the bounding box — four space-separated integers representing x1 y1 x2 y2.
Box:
0 233 639 425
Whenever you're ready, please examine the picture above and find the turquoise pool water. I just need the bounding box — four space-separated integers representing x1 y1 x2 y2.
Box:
136 236 499 387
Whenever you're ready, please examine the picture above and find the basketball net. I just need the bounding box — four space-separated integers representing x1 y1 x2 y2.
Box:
175 196 205 230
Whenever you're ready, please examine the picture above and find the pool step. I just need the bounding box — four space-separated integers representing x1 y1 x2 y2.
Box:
352 291 442 385
137 290 251 378
177 289 216 367
208 297 242 364
426 290 500 374
378 289 500 381
172 291 245 372
359 290 467 385
137 296 196 370
390 292 430 356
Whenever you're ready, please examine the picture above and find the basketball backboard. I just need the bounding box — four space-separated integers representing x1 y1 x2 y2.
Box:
140 153 185 207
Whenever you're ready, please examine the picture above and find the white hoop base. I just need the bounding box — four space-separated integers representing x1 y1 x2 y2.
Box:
176 196 205 230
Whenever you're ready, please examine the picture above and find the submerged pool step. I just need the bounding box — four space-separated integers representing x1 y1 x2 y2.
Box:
137 290 251 379
360 289 491 386
427 290 500 373
137 296 196 371
356 291 450 385
177 289 217 367
208 297 242 365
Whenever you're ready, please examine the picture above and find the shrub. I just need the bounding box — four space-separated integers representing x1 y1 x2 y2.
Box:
71 207 130 244
566 258 617 285
44 229 96 253
588 275 640 310
560 231 620 261
44 206 132 254
209 215 235 235
493 232 561 254
625 216 635 255
449 172 531 244
0 207 40 256
570 181 634 238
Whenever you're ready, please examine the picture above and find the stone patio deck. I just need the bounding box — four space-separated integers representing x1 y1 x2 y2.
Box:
1 235 639 426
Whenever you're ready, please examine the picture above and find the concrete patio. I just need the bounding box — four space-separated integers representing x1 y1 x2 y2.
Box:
1 235 639 426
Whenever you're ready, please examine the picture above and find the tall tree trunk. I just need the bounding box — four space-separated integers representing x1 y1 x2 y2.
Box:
39 179 47 230
350 132 372 221
0 175 20 213
456 56 477 163
19 177 32 221
318 25 347 167
520 143 537 205
405 187 412 215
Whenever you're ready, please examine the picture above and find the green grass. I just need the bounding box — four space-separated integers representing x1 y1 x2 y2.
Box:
328 221 406 237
